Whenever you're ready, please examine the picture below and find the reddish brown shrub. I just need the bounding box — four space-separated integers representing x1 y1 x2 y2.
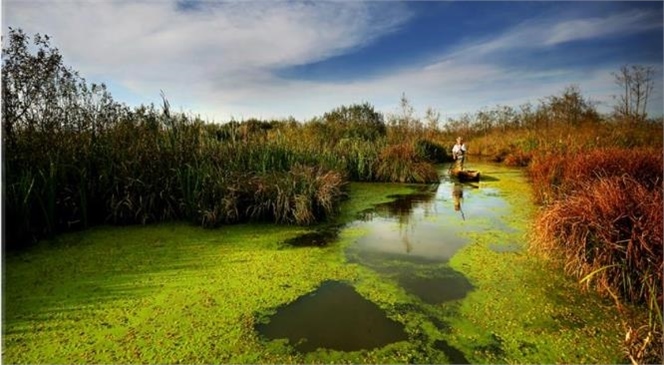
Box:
528 148 663 205
503 151 533 167
530 147 663 363
534 176 662 306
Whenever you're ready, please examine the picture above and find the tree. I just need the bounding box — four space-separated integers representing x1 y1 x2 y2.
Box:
322 102 385 140
424 106 441 136
386 93 423 141
2 27 121 147
613 65 655 123
544 85 599 126
2 28 127 243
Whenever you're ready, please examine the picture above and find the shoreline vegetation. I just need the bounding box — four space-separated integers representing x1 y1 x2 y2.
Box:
3 29 663 363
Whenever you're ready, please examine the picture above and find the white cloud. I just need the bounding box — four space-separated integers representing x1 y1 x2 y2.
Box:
3 0 412 110
545 10 662 46
188 3 663 121
442 8 662 60
2 1 662 121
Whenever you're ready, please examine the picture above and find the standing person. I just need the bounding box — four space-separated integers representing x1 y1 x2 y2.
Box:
452 137 467 170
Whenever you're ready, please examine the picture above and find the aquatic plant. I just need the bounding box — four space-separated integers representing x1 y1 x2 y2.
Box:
415 139 451 163
374 143 439 184
534 176 662 302
530 149 663 364
2 29 440 248
528 148 663 205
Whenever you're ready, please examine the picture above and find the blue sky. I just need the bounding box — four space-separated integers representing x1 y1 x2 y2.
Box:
3 1 663 122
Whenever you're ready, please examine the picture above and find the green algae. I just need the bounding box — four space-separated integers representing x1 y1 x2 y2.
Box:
3 170 627 364
2 183 420 364
445 164 626 364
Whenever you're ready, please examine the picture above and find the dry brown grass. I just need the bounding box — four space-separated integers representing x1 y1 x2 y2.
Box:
503 150 533 167
533 176 662 303
374 143 439 183
530 148 663 364
528 148 663 205
469 121 663 166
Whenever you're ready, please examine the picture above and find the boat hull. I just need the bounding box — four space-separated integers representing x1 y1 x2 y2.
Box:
452 169 480 182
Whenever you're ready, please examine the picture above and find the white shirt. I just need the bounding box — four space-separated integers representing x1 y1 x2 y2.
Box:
452 143 466 157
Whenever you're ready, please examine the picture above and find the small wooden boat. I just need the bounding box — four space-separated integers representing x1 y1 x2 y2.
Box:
451 169 480 182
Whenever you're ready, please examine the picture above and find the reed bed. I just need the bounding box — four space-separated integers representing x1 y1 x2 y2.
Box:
4 103 442 248
533 176 662 303
529 148 663 364
2 29 445 247
528 148 663 205
415 139 450 163
471 122 663 165
374 142 440 183
3 114 355 246
323 138 383 182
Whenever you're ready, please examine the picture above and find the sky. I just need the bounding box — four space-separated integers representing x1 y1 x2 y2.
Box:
2 0 663 122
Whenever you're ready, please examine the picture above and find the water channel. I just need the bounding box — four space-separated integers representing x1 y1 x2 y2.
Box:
258 168 501 355
256 163 624 363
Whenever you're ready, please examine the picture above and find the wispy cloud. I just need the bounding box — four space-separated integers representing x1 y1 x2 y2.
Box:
441 8 662 61
3 0 411 107
545 9 662 45
200 6 662 120
3 1 662 121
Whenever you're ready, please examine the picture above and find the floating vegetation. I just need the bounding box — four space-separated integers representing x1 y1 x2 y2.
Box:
2 165 628 364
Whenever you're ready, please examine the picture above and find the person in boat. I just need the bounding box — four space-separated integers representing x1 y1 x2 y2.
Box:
452 137 467 170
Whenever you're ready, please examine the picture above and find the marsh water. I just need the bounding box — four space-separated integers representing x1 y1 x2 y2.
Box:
258 165 525 355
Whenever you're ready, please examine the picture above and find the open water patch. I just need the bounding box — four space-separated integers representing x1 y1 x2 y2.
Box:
356 189 438 223
347 226 469 264
256 280 407 352
372 189 438 219
398 269 474 304
346 178 509 265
